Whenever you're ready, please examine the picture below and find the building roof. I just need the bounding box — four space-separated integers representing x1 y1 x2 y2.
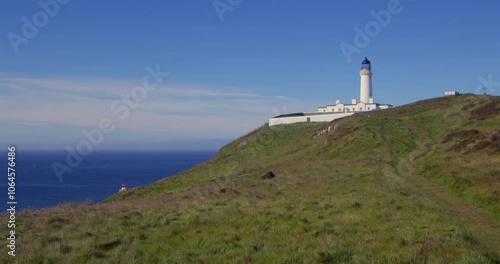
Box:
272 113 305 118
272 112 350 119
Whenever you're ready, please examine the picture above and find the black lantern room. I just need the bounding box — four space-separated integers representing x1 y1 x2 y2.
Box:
361 57 371 70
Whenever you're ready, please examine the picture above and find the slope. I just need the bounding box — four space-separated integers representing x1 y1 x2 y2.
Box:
1 94 498 263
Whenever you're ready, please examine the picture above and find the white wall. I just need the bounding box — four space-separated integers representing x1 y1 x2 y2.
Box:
269 116 310 126
378 105 391 109
269 112 354 126
319 102 390 113
310 112 354 122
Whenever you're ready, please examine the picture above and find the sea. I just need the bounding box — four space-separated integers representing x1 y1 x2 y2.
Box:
1 150 215 211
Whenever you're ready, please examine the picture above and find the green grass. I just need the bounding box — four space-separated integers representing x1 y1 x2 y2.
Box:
1 94 499 263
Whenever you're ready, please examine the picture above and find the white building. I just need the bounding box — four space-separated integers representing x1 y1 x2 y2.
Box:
269 57 392 126
444 91 459 96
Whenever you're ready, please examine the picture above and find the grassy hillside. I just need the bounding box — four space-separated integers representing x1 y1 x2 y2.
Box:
1 94 499 263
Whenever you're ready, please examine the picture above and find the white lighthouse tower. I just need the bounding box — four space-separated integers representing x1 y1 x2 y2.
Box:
359 57 373 103
269 56 392 126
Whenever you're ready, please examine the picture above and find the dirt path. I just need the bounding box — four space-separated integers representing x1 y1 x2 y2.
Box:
398 144 500 254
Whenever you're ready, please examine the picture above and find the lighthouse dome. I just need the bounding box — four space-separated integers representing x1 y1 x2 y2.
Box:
361 57 371 70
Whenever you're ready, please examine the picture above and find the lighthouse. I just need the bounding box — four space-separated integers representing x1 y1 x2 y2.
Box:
269 56 392 126
360 57 373 103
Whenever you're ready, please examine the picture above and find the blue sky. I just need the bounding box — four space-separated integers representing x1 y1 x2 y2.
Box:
1 0 499 150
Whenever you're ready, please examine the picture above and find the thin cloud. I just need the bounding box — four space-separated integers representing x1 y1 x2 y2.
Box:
0 76 291 101
0 75 302 138
13 121 50 127
159 86 291 100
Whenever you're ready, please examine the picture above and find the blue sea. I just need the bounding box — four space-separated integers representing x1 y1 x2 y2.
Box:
1 150 215 211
